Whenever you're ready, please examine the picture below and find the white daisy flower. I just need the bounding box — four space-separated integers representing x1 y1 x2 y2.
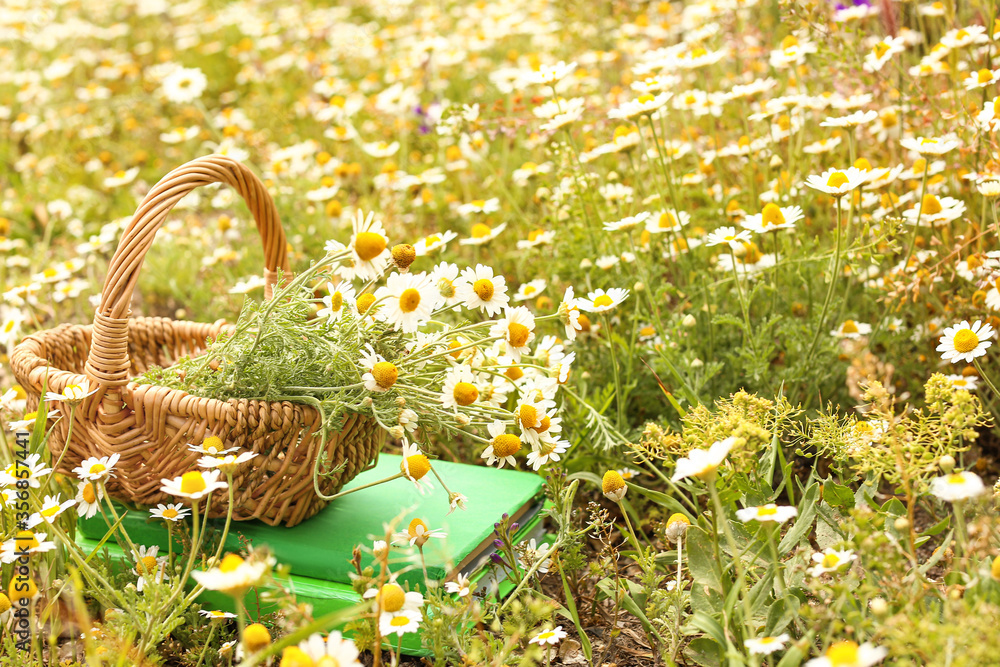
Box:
645 209 691 234
672 437 735 482
43 381 97 404
149 503 190 522
558 287 583 341
735 504 798 524
1 530 57 564
514 279 547 302
457 264 509 316
134 544 167 592
392 517 446 547
830 320 872 339
0 453 53 488
25 495 76 527
295 632 363 666
460 222 507 246
578 287 630 314
804 641 887 667
705 226 753 250
160 469 228 500
413 230 458 256
161 67 207 104
808 548 857 576
929 471 986 502
444 574 472 597
937 320 994 363
346 210 391 281
490 307 536 362
440 366 480 408
191 552 269 596
374 271 437 333
745 634 791 655
804 167 868 196
529 626 567 646
72 453 120 483
379 608 421 637
317 281 356 319
741 204 802 233
456 198 500 216
75 481 104 519
899 135 960 155
482 420 521 469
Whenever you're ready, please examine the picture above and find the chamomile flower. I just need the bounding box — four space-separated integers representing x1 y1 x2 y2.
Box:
317 281 356 319
514 279 546 302
457 264 509 316
558 287 583 341
608 93 671 119
374 271 437 333
741 204 802 233
134 545 166 592
413 230 458 255
149 503 190 522
937 320 994 363
735 504 798 524
945 374 978 391
809 548 858 576
804 641 887 667
25 495 76 527
820 110 878 127
646 209 691 234
863 37 906 72
0 454 53 488
392 517 446 547
160 469 228 500
804 167 867 196
200 610 237 621
161 67 207 104
529 626 567 646
8 410 60 433
490 307 536 361
444 574 472 597
831 320 872 339
198 451 258 475
75 481 103 519
293 632 363 666
965 68 1000 90
746 634 791 655
44 381 97 404
672 437 735 482
603 211 651 232
429 262 460 306
192 552 270 596
188 436 238 456
900 135 960 155
460 222 507 245
578 287 630 314
929 471 986 501
379 609 421 636
1 530 56 563
399 440 433 493
456 198 500 216
525 61 577 85
482 420 521 468
705 226 753 250
441 366 480 408
347 210 391 281
102 168 140 188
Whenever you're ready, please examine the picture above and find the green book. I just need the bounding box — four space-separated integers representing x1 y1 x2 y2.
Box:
76 454 547 655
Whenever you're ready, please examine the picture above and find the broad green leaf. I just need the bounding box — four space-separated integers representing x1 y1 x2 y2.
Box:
765 594 800 637
628 483 692 518
687 527 723 592
823 482 854 510
691 611 727 647
685 638 723 667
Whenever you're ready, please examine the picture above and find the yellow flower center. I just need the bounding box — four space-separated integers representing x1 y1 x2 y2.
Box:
822 553 841 568
371 361 399 389
826 171 850 188
532 415 551 434
161 508 178 519
9 578 36 602
757 506 778 517
827 641 860 667
137 555 159 576
978 68 994 84
492 434 521 458
379 583 406 612
781 35 798 49
507 323 530 348
658 212 678 228
0 594 10 615
471 223 492 238
473 278 495 301
354 232 386 261
667 513 690 528
88 463 106 475
180 471 207 495
452 382 479 406
956 29 969 40
470 199 485 208
519 404 539 429
425 234 441 246
219 553 245 573
853 157 872 171
15 531 39 551
243 624 272 652
760 203 785 227
82 483 97 504
637 93 655 104
593 294 614 308
602 470 625 494
841 320 859 334
953 329 979 353
402 454 430 480
947 473 968 485
202 436 224 453
390 616 411 627
505 366 524 381
398 288 422 313
357 293 376 314
408 518 428 538
279 646 315 667
921 194 943 215
329 291 343 311
873 41 890 59
41 504 61 518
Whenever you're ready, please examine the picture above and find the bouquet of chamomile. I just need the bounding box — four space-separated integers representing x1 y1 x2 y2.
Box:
138 209 578 499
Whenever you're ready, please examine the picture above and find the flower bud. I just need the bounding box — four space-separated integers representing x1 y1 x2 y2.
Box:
691 358 704 368
242 624 271 654
893 517 909 532
682 314 697 328
940 455 956 473
602 470 627 502
633 281 645 292
869 597 888 616
665 513 691 543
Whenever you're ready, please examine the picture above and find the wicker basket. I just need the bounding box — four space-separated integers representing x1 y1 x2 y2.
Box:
11 155 384 527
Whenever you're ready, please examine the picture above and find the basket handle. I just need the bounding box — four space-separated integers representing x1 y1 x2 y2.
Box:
84 154 292 396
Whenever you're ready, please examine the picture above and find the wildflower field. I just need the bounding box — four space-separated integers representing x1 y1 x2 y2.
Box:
4 0 1000 664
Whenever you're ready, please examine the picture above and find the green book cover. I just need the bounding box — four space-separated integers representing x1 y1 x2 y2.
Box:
79 454 545 588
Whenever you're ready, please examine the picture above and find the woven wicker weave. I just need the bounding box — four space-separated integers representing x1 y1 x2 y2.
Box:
11 155 384 527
